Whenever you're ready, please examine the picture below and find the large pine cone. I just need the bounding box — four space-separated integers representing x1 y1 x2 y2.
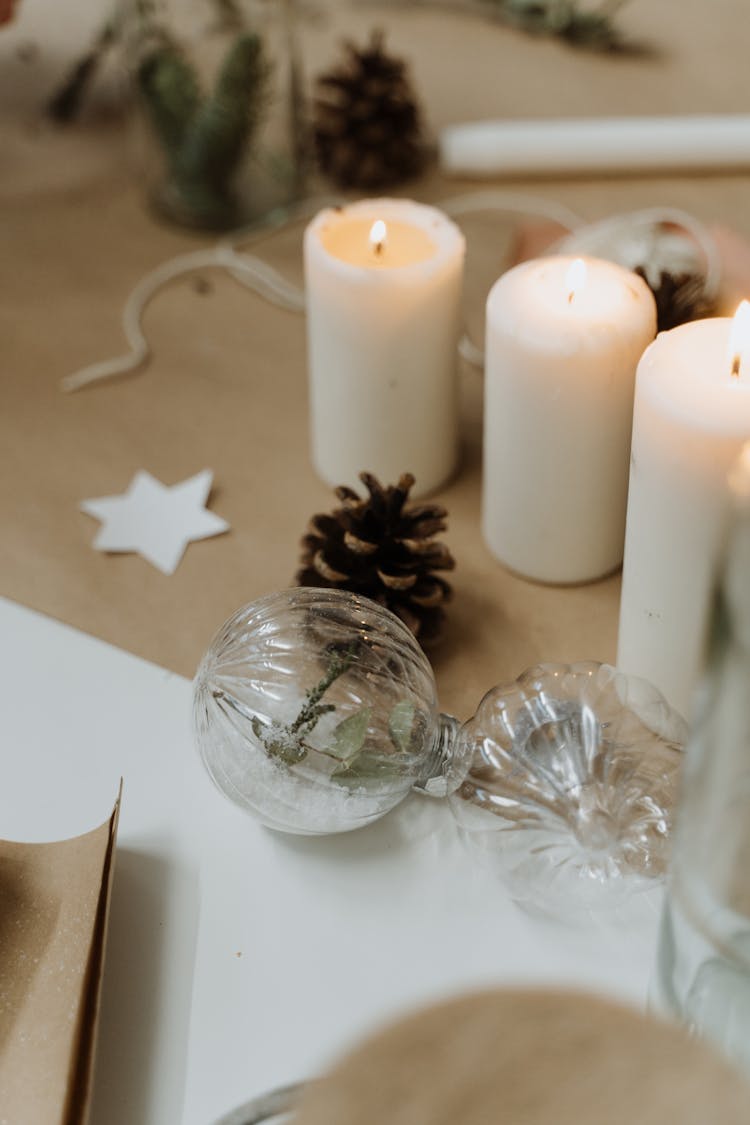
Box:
296 472 455 645
313 31 428 191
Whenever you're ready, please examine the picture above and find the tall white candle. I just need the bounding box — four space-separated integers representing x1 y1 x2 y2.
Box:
303 199 465 498
439 115 750 178
617 307 750 718
482 255 656 583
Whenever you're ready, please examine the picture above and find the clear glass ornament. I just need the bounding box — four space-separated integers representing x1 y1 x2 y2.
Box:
449 662 686 912
194 591 685 909
193 588 469 834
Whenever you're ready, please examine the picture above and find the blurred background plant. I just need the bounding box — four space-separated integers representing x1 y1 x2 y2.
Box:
478 0 637 52
1 0 649 228
125 0 290 229
42 0 308 229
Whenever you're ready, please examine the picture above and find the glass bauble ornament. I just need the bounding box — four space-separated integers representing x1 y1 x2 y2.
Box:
449 662 687 911
193 588 469 834
193 591 686 910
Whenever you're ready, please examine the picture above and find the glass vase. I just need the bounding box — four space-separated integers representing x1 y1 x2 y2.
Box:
125 0 307 230
653 449 750 1075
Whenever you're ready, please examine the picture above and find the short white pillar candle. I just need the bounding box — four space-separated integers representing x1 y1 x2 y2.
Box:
303 198 465 498
482 255 656 583
617 306 750 718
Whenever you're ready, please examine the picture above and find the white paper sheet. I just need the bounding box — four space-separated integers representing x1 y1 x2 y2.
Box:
0 597 662 1125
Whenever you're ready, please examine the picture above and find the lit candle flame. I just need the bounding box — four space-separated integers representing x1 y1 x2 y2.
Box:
728 299 750 378
565 258 587 304
369 220 387 257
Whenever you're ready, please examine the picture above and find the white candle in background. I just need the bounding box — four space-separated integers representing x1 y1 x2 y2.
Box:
618 305 750 718
439 115 750 178
482 255 656 584
303 199 465 498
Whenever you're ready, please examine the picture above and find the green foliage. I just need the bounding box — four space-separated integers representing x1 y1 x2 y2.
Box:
251 643 359 766
178 34 270 189
331 752 408 786
250 716 306 766
288 643 359 738
249 638 419 789
329 707 372 763
483 0 636 52
137 44 202 160
388 700 416 755
329 700 418 786
136 30 271 227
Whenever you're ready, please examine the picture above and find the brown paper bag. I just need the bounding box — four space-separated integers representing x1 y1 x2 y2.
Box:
0 793 120 1125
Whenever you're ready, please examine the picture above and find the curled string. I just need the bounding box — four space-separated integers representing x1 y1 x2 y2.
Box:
59 198 330 393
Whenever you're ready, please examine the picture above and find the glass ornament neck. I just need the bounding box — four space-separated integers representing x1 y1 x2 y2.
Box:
413 712 469 798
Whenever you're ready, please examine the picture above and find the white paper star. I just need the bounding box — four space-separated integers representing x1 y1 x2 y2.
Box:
81 469 229 575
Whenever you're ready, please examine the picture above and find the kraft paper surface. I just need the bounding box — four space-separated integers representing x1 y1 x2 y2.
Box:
3 0 750 720
0 796 120 1125
294 988 750 1125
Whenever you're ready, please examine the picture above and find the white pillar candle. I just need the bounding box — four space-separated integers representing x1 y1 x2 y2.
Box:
439 115 750 178
482 255 656 584
617 306 750 718
303 198 465 498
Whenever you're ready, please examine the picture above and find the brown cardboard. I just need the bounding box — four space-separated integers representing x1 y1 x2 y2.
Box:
0 795 120 1125
2 0 750 721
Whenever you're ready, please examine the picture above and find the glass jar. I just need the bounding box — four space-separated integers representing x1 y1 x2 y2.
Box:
125 0 307 230
654 447 750 1075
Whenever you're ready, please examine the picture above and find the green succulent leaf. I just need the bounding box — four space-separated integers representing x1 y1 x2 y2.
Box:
329 706 371 763
331 751 411 787
388 700 416 754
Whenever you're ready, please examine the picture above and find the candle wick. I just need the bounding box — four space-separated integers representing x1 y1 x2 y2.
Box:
732 353 741 378
374 241 384 257
567 290 575 304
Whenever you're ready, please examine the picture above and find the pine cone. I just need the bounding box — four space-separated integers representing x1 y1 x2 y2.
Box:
313 31 428 191
296 472 455 646
634 266 714 333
